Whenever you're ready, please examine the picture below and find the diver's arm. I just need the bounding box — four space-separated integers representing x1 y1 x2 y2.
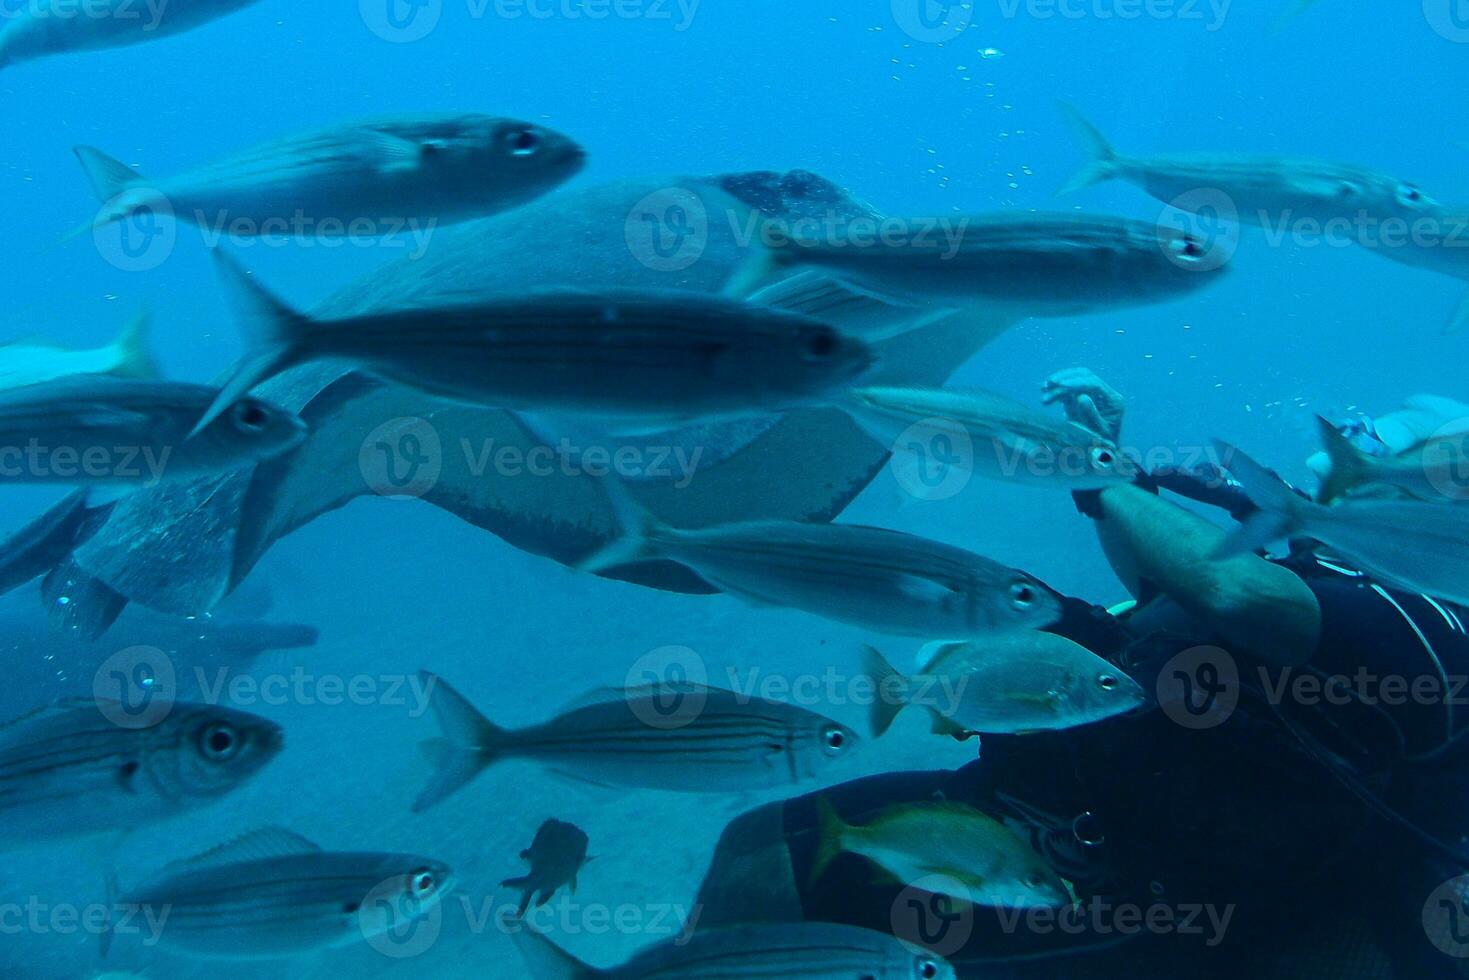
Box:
1092 484 1321 667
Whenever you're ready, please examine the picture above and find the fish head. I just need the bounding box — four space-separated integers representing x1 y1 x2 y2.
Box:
993 573 1063 631
1007 864 1072 910
1147 224 1233 295
443 116 586 205
156 703 285 800
1059 662 1149 723
1070 440 1140 486
757 314 876 403
352 855 456 938
188 395 308 468
802 715 861 772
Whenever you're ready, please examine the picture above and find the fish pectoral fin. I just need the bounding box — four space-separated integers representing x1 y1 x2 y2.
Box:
749 272 949 340
894 572 958 603
1444 287 1469 336
362 130 433 173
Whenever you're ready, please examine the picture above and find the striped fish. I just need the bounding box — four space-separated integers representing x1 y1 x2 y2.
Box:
512 922 957 980
106 827 454 959
0 376 306 490
580 482 1061 641
412 674 861 812
0 0 261 74
725 212 1227 317
0 699 282 846
193 251 875 435
73 115 585 240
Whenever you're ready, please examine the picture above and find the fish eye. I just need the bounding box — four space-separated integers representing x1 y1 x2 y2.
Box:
822 726 848 752
1397 183 1426 207
1090 447 1115 470
1097 673 1120 691
199 723 239 761
1009 582 1038 610
802 326 839 361
1024 873 1046 889
916 960 941 980
505 128 542 157
229 400 271 433
410 870 438 896
1170 235 1204 264
1337 182 1361 198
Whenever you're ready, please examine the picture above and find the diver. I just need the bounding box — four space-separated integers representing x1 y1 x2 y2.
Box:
690 371 1469 979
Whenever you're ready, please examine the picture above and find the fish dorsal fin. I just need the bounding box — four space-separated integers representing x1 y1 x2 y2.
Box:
558 682 712 714
0 696 104 733
167 827 322 873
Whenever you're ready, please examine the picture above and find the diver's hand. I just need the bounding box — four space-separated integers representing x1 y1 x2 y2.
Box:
1041 368 1125 443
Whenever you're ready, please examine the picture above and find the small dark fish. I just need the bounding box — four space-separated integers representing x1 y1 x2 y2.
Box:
512 922 958 979
105 827 454 959
75 115 585 239
0 0 262 73
503 819 592 917
194 251 874 435
413 673 860 812
0 376 306 492
0 699 282 846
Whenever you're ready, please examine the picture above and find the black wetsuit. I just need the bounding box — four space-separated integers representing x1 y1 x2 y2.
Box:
767 554 1469 979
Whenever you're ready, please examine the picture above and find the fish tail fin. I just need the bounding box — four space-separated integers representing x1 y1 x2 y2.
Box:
412 672 506 813
1444 287 1469 336
1056 101 1121 195
861 645 908 738
576 476 664 574
1210 440 1304 558
191 250 310 436
510 928 600 980
73 146 144 202
110 303 158 379
1314 415 1369 504
810 796 849 885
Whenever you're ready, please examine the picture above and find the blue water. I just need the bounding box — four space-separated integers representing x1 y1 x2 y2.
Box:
1 2 1467 977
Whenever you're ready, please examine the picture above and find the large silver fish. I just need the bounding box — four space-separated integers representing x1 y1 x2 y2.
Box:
0 376 306 491
841 385 1138 490
0 698 282 846
1059 105 1469 329
412 673 861 812
1218 441 1469 604
580 483 1061 640
0 0 261 73
194 250 874 434
106 827 454 959
0 308 154 391
727 212 1226 318
512 922 957 980
75 114 585 239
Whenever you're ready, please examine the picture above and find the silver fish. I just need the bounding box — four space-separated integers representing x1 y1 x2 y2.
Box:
0 699 282 846
1312 414 1469 503
512 922 957 980
1218 440 1469 604
842 385 1138 489
412 673 860 812
726 212 1227 318
581 483 1061 640
106 827 454 959
0 0 261 73
0 307 154 391
194 250 874 434
863 639 1146 738
75 114 585 238
0 376 306 491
